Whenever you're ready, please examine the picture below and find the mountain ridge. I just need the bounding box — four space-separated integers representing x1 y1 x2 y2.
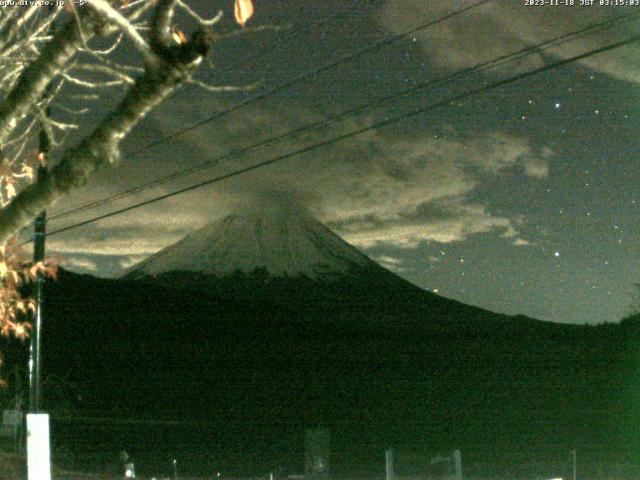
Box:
122 207 534 323
125 208 375 281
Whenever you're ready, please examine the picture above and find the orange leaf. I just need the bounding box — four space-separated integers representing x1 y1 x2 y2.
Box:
13 322 29 341
234 0 254 26
44 264 58 280
171 28 188 44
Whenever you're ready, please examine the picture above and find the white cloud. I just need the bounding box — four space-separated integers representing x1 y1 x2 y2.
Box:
380 0 640 85
341 201 514 249
374 255 406 272
42 97 549 273
513 238 531 246
59 256 98 273
119 255 147 270
375 255 402 265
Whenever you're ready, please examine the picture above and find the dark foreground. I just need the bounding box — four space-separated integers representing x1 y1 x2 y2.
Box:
1 270 638 479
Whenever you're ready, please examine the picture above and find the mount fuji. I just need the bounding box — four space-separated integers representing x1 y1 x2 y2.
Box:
125 204 376 281
123 204 500 321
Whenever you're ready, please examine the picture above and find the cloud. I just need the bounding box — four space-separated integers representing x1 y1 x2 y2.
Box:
373 255 406 272
43 96 549 274
118 255 147 269
340 201 515 248
59 256 98 273
380 0 640 85
513 238 531 246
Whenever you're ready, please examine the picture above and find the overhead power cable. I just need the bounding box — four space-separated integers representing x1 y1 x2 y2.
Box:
120 0 494 160
48 11 640 222
37 34 639 240
234 0 386 76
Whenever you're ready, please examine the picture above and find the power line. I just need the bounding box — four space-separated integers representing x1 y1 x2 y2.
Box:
49 0 493 222
234 0 385 76
119 0 494 160
48 11 640 222
39 34 639 240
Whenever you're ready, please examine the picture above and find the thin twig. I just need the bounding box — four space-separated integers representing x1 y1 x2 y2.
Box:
188 78 260 93
87 0 156 65
176 1 223 27
216 24 291 40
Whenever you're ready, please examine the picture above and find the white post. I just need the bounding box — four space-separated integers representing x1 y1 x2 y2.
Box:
385 448 395 480
453 449 463 480
26 413 51 480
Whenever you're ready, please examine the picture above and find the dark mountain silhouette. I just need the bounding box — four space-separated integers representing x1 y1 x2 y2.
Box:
3 207 637 477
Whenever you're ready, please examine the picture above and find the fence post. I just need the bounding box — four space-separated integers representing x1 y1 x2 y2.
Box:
453 449 463 480
385 448 395 480
304 428 330 480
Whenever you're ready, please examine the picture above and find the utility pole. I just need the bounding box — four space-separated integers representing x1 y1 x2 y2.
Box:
572 449 577 480
28 128 48 413
26 72 52 480
28 0 55 418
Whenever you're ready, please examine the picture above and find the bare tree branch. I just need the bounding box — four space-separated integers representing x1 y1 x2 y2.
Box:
176 1 223 27
71 63 137 84
0 27 215 243
61 71 127 89
0 14 99 144
150 0 178 52
188 77 259 93
0 4 40 51
87 0 156 65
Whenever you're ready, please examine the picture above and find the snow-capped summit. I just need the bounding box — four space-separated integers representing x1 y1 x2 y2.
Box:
121 199 510 319
125 203 375 281
123 201 450 309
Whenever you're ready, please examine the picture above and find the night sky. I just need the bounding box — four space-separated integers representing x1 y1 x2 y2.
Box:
40 0 639 324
